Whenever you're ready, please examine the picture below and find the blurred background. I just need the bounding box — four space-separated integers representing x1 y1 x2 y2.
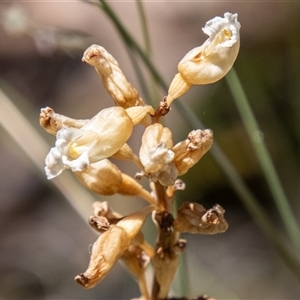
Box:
0 1 300 299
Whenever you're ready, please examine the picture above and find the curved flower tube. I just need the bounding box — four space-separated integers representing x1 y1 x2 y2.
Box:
166 12 241 105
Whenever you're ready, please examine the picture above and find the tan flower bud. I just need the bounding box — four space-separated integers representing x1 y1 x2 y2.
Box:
82 44 144 108
173 202 228 234
39 107 88 135
166 13 240 105
173 129 213 176
74 159 122 195
75 225 130 289
139 123 178 186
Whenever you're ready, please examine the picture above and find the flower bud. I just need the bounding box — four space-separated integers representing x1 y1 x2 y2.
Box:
173 129 213 176
82 44 144 108
173 202 228 234
139 123 178 186
166 13 240 105
74 159 122 195
44 106 133 179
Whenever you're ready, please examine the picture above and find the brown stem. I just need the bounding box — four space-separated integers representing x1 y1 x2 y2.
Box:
152 277 160 300
152 97 171 124
151 211 179 300
154 181 168 211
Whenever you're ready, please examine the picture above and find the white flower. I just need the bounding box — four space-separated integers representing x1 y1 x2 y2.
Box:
178 12 240 84
166 12 241 105
45 106 133 179
139 123 178 186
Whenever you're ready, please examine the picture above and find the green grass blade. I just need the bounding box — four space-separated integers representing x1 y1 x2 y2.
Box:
226 68 300 253
136 0 151 58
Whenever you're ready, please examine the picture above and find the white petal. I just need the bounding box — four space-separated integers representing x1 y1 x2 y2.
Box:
62 151 90 172
45 147 66 179
203 12 240 48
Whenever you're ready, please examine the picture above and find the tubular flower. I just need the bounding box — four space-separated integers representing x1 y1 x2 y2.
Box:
82 44 144 108
39 106 88 135
75 205 154 289
45 106 133 179
139 123 178 186
166 12 241 105
74 159 156 205
173 129 213 176
173 202 228 234
74 159 123 196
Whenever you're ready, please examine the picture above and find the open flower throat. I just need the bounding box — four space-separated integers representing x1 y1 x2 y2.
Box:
40 12 240 300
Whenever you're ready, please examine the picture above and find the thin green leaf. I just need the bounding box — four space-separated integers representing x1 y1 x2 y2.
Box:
226 68 300 253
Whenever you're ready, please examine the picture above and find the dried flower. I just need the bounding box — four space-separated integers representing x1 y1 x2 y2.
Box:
173 202 228 234
166 12 241 105
82 44 144 108
173 129 213 176
75 225 130 289
75 206 154 288
92 201 122 220
39 106 88 135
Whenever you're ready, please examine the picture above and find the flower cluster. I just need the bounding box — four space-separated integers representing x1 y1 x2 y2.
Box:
40 12 240 300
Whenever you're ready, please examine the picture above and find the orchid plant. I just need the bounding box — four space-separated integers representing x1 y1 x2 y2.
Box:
40 12 241 300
